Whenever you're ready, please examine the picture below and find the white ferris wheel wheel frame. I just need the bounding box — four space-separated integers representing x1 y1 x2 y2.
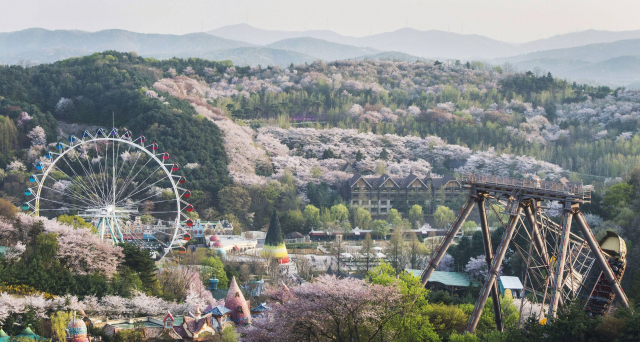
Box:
32 134 183 258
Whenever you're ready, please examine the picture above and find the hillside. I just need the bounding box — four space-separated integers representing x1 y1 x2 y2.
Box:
561 56 640 85
190 47 317 67
353 51 427 62
267 38 378 61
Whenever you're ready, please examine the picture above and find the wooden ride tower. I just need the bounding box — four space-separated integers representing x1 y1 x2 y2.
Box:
420 173 630 333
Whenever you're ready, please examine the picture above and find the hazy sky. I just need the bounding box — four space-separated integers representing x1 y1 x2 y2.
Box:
2 0 640 42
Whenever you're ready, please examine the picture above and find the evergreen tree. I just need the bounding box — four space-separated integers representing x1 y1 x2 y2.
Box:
265 209 284 246
119 243 159 294
378 148 389 160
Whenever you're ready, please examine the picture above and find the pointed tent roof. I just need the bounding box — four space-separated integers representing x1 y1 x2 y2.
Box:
224 277 251 324
264 210 284 247
16 325 45 341
0 327 9 342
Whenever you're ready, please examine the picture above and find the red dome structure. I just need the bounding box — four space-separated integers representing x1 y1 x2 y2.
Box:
210 235 220 242
213 241 223 248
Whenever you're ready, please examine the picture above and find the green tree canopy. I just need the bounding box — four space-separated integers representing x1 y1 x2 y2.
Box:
303 204 321 231
200 255 229 289
353 207 372 230
434 206 455 228
330 204 349 222
409 204 424 227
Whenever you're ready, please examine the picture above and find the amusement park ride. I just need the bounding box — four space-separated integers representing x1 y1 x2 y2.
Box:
420 174 629 333
22 127 191 259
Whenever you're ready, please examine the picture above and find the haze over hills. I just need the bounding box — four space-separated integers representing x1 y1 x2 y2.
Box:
5 25 640 86
517 29 640 54
266 38 379 61
209 24 640 59
207 23 353 46
210 25 519 60
500 39 640 86
0 28 253 64
166 47 318 68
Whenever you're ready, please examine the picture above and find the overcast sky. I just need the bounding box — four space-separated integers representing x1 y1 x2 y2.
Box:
2 0 640 42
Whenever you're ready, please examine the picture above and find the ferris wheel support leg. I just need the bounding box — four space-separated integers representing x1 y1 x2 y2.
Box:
466 205 522 333
478 195 504 332
574 211 630 308
548 203 574 318
421 195 476 287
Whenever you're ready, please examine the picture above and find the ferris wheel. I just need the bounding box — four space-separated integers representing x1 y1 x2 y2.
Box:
22 127 194 259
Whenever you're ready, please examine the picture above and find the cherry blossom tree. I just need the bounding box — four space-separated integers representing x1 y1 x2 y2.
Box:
5 160 25 172
242 275 401 342
12 214 123 277
27 126 46 146
17 112 32 126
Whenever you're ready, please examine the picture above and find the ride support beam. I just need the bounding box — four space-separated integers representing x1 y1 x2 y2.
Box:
478 196 504 332
548 205 573 318
421 195 476 286
574 211 630 308
467 205 523 333
523 202 551 267
523 201 557 305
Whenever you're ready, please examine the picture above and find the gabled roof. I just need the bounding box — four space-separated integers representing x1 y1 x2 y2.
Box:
398 173 428 189
431 175 460 189
348 173 370 187
207 305 231 316
341 162 356 172
499 276 523 290
163 311 174 322
251 303 269 313
368 174 397 189
406 269 479 287
348 172 428 189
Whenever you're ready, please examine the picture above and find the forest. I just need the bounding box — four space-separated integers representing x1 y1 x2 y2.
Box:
2 52 640 341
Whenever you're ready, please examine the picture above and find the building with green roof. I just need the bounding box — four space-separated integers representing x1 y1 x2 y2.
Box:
0 327 9 342
15 325 46 341
406 269 479 294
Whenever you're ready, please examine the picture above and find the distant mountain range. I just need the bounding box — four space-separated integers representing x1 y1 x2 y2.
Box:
0 28 252 64
4 25 640 86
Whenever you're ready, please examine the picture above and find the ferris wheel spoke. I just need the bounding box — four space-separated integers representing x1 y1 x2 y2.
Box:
74 153 108 203
52 163 103 207
38 197 92 211
120 191 164 207
114 156 154 203
116 147 143 194
56 157 103 207
117 165 164 204
118 175 167 206
92 141 109 200
65 152 108 204
105 138 118 205
111 138 123 202
139 211 184 215
101 138 112 203
39 183 99 208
